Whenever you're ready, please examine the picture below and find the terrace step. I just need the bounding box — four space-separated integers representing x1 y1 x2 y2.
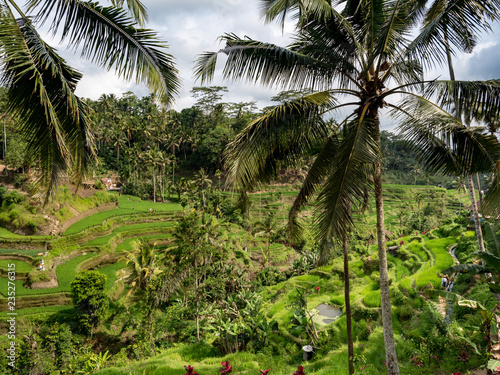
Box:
0 293 71 311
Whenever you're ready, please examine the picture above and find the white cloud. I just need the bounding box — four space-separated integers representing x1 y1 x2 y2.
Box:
66 1 294 110
51 1 498 119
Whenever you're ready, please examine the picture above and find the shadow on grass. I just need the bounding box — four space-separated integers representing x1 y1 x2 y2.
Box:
178 342 221 362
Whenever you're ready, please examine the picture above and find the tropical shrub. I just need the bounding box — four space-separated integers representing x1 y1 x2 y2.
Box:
71 270 109 335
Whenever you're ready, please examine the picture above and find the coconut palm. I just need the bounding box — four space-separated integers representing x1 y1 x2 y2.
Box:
253 211 279 267
122 238 162 295
0 0 180 201
413 0 500 253
195 1 500 373
144 146 164 203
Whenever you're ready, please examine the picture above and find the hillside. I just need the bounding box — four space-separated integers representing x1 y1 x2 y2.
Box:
0 183 489 375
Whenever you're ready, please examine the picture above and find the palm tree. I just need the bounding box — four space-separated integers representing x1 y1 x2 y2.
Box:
194 167 212 222
122 238 162 295
456 176 467 215
253 212 279 267
195 1 500 373
411 164 422 185
415 0 500 254
0 0 180 201
144 147 163 203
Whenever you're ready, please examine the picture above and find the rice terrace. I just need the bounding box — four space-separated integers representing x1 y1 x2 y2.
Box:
1 0 500 374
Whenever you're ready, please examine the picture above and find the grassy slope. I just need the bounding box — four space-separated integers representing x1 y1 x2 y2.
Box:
0 184 473 374
95 229 458 375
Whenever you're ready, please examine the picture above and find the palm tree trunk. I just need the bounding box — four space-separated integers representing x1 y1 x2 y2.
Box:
374 162 400 374
443 27 485 253
153 165 157 203
343 234 354 375
476 173 483 205
373 124 400 375
172 161 175 186
458 189 462 216
467 174 485 252
195 269 200 342
3 120 6 159
267 237 270 267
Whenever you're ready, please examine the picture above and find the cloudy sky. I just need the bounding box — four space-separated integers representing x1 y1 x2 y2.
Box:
54 1 500 127
64 0 294 110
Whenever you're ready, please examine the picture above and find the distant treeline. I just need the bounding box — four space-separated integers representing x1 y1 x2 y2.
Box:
0 87 485 195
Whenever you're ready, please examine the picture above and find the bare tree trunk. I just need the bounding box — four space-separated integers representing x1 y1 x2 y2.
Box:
343 234 354 375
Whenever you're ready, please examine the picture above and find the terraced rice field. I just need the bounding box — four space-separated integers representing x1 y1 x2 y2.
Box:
0 185 470 313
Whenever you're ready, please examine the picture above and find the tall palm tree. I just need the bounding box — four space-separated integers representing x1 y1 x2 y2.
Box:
0 0 180 201
195 1 500 373
414 0 500 253
144 146 163 203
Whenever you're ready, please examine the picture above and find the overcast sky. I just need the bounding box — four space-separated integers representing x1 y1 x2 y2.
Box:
54 1 500 130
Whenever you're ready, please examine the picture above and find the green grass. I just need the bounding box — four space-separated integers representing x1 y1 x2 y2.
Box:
0 259 33 273
85 221 175 247
63 195 182 235
0 226 52 240
0 305 73 318
363 290 381 307
0 248 41 257
98 262 127 290
93 342 358 375
0 253 95 297
406 241 429 262
116 235 172 252
0 227 25 238
415 238 456 288
64 209 131 235
117 194 182 212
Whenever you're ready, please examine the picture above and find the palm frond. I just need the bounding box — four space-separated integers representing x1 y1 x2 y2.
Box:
125 0 148 26
110 0 148 26
290 14 362 89
372 0 421 79
261 0 335 28
288 132 341 242
426 288 486 310
393 95 500 176
27 0 179 105
441 263 490 275
425 80 500 123
481 162 500 216
476 251 500 272
0 12 95 201
484 222 500 258
195 33 356 91
314 117 379 242
225 91 335 191
406 0 500 70
385 58 423 88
